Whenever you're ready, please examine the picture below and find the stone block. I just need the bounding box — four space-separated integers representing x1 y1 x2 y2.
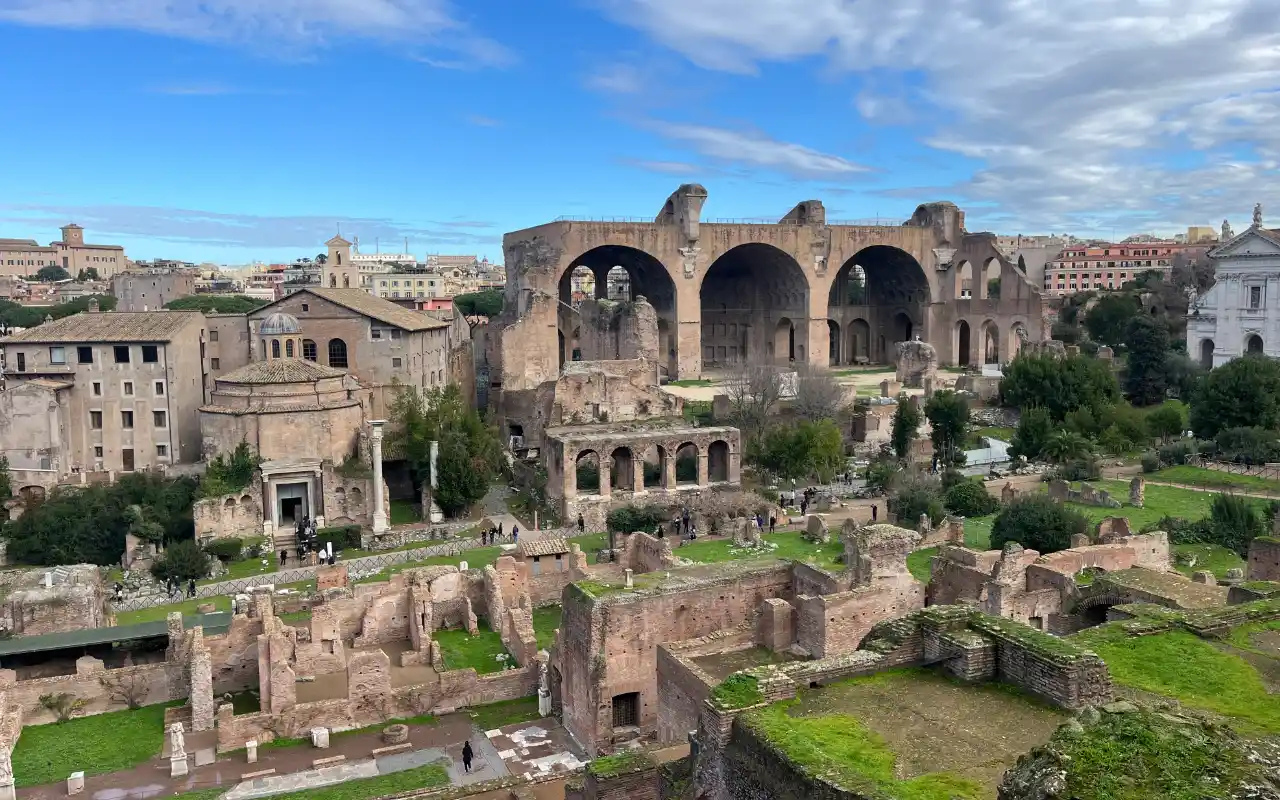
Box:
241 769 276 780
311 727 330 748
312 755 347 768
170 756 189 778
67 772 84 795
371 743 413 757
382 724 409 745
197 603 216 614
195 748 216 767
246 741 258 763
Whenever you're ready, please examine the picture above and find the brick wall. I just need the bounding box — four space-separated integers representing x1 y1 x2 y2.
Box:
795 581 924 659
1249 537 1280 581
193 481 263 543
0 659 177 723
655 645 715 744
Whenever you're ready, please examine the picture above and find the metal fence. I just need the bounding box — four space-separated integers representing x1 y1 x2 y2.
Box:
111 533 515 613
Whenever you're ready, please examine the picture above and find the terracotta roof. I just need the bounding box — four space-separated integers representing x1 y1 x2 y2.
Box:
0 311 202 343
518 537 570 558
216 358 347 384
300 289 450 331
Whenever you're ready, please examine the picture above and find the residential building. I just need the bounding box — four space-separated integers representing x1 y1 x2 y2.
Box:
1189 206 1280 368
111 270 198 311
993 234 1073 259
1187 226 1218 244
0 225 127 279
0 307 207 483
1043 240 1183 296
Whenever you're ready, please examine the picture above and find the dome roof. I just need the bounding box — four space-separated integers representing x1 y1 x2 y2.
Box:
259 312 301 336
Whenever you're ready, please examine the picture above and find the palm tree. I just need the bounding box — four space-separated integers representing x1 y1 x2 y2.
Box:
1043 431 1092 464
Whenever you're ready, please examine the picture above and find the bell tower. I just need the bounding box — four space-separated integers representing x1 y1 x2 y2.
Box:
323 235 358 289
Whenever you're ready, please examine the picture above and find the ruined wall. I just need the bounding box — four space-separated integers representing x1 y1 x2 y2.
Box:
193 481 262 544
655 645 716 744
624 532 678 574
205 614 264 693
1248 536 1280 582
795 581 924 659
575 298 660 363
0 659 178 723
4 570 113 635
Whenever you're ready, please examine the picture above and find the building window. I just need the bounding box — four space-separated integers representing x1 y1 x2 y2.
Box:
209 330 219 342
90 410 102 429
155 381 165 396
114 345 130 363
15 353 24 372
612 692 639 728
153 410 167 428
303 339 317 361
271 339 281 358
49 346 66 365
156 444 168 457
372 329 382 340
1250 285 1263 310
302 303 309 312
328 338 348 368
392 357 403 368
286 339 295 357
122 410 134 428
94 445 103 458
210 358 220 370
123 381 134 396
92 381 102 395
390 329 401 340
77 346 92 364
142 345 158 363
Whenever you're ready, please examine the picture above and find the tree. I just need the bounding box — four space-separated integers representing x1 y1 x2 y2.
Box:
1043 430 1093 463
125 504 166 546
316 253 328 265
888 473 946 527
390 384 504 517
987 278 1001 299
890 400 921 460
1000 353 1120 421
1124 315 1170 406
99 671 150 710
1190 354 1280 438
0 294 116 330
0 455 10 502
1009 407 1053 462
453 289 504 318
1209 493 1264 557
1164 352 1204 400
1083 293 1141 347
725 363 783 450
150 540 210 583
944 479 999 517
924 390 969 466
165 295 269 315
758 420 844 482
76 267 100 281
35 265 70 282
1146 402 1187 442
792 365 847 422
989 494 1089 555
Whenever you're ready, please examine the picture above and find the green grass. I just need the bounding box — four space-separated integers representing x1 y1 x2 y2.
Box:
1172 543 1245 579
12 701 179 787
678 530 844 570
744 699 983 799
969 426 1015 445
114 594 232 626
433 622 512 674
1064 480 1272 531
203 556 277 584
1225 618 1280 654
667 378 714 387
389 499 419 526
278 610 313 625
906 548 936 582
711 674 764 709
1151 465 1280 495
1072 628 1280 734
589 749 655 778
265 762 449 800
532 606 562 650
962 514 994 550
832 366 891 376
465 696 543 730
260 712 440 751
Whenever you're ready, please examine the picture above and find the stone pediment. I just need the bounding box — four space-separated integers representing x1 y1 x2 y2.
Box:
1209 228 1280 259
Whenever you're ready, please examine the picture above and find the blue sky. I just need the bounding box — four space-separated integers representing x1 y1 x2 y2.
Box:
1 0 1279 264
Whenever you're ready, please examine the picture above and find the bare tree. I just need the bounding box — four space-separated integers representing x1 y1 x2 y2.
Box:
724 362 784 446
100 670 150 710
792 365 849 422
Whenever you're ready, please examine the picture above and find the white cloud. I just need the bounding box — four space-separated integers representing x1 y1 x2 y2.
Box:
650 122 871 179
0 0 512 66
600 0 1280 233
585 63 646 94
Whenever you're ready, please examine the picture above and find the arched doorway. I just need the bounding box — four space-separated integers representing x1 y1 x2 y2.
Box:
708 440 730 483
1248 335 1264 355
610 447 634 493
827 320 841 366
828 246 929 366
956 321 971 366
1009 323 1029 359
558 246 677 375
981 321 1001 365
702 243 809 372
574 451 600 495
674 442 698 485
1200 338 1215 369
642 445 667 489
954 261 973 299
981 258 1001 300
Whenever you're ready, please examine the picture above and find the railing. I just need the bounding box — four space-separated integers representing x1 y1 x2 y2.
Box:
110 533 515 613
551 216 653 223
826 218 903 227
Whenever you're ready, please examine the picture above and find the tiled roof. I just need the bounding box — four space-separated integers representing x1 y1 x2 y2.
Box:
300 289 450 331
0 311 202 343
518 537 570 558
216 358 347 384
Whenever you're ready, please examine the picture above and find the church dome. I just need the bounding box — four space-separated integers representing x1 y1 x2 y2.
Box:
259 312 301 336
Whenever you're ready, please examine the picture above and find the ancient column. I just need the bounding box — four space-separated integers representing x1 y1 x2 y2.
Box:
599 456 612 498
370 420 389 536
697 449 709 486
0 741 14 800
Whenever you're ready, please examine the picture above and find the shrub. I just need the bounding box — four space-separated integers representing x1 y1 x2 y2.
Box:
1141 452 1161 473
1147 515 1213 545
864 459 898 493
316 525 363 551
1049 457 1100 482
150 540 211 583
39 693 87 723
203 537 244 562
1158 439 1198 466
606 505 667 534
1209 493 1265 557
887 474 945 527
199 441 261 499
990 494 1090 555
1214 427 1280 465
940 468 966 490
944 480 999 517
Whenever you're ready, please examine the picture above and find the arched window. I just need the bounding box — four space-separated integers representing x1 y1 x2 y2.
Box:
336 251 342 265
328 338 348 368
343 274 350 288
271 339 281 358
329 274 337 288
285 339 295 357
303 339 317 361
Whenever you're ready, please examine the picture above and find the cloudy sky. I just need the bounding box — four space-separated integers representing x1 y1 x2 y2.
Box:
1 0 1277 263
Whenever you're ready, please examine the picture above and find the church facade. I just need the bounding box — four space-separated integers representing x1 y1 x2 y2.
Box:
1188 206 1280 368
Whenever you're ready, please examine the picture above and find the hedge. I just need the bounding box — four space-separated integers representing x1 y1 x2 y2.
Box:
316 525 363 550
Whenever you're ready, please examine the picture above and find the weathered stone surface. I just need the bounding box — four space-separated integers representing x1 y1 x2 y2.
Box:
381 724 409 745
895 339 939 388
311 727 330 748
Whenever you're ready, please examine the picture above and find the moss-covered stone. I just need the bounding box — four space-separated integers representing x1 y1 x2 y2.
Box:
588 748 656 779
710 673 764 710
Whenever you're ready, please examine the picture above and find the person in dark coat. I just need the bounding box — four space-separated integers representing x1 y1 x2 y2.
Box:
461 740 474 773
187 579 197 598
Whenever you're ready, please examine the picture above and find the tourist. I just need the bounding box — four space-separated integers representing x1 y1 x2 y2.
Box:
461 740 474 773
756 513 764 531
578 514 585 534
113 582 123 602
512 525 519 543
769 515 776 534
280 549 288 566
328 552 336 566
187 579 196 598
871 504 878 523
800 499 808 517
498 522 504 539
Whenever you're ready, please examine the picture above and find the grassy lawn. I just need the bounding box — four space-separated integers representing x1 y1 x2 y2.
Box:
970 426 1015 443
202 556 277 584
1172 543 1245 579
1151 465 1280 495
532 605 562 650
964 515 994 550
390 499 419 526
433 622 512 674
13 702 178 787
465 696 543 730
677 530 844 570
1072 627 1280 735
115 594 232 626
907 548 936 582
279 610 313 625
1066 480 1271 530
266 762 448 800
667 378 714 387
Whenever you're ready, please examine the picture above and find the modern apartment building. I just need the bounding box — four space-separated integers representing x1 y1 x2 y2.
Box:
0 225 127 279
1043 241 1184 296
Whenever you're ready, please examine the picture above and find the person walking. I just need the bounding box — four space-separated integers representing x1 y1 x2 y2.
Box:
512 525 519 543
769 515 776 534
461 740 474 774
279 549 287 566
577 514 585 534
187 578 196 598
871 504 878 522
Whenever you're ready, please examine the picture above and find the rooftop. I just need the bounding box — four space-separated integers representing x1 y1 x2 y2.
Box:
0 611 231 658
215 358 348 385
287 288 450 332
518 537 570 558
545 423 738 443
0 311 203 344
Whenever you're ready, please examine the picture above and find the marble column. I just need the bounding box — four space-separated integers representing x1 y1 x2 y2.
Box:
370 421 389 535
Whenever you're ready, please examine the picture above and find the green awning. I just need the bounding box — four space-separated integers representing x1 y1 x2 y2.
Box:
0 611 232 658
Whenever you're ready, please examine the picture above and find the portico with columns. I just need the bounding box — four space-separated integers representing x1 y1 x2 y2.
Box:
260 457 326 538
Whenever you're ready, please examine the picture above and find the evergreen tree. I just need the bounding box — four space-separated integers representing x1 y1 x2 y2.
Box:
1124 315 1169 406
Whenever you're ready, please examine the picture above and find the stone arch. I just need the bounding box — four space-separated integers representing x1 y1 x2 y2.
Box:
956 320 972 367
1200 338 1215 369
349 487 363 508
847 318 871 364
828 246 929 365
642 445 667 489
605 265 631 301
18 486 44 504
224 497 236 507
334 487 347 512
773 317 796 364
954 260 973 299
1008 321 1030 359
1248 334 1264 355
240 494 253 506
981 320 1001 364
827 319 841 366
702 243 809 371
609 447 635 493
674 442 698 486
575 450 601 495
980 257 1001 300
327 338 349 369
708 440 731 483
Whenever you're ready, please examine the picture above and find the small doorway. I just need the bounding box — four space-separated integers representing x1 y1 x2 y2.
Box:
121 448 135 472
277 482 309 527
612 692 639 728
